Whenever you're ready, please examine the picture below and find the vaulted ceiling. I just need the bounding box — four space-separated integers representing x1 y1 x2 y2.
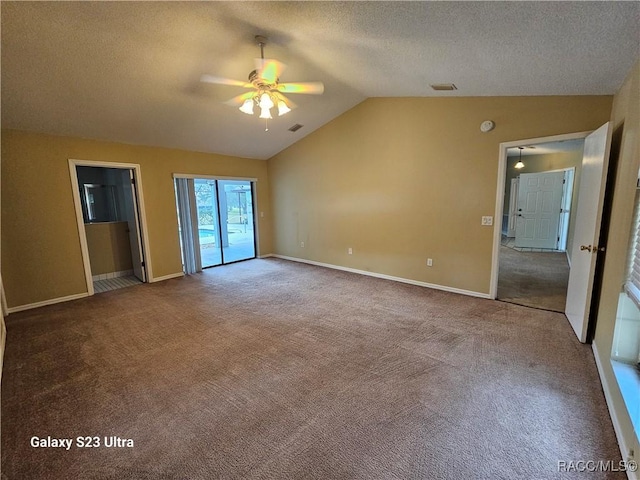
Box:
2 2 638 159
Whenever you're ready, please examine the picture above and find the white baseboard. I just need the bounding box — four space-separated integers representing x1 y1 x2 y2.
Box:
7 292 90 314
271 255 491 299
150 272 184 283
7 272 187 313
258 254 275 259
592 341 638 480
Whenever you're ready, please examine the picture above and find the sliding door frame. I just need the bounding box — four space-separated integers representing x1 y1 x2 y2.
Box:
173 174 261 263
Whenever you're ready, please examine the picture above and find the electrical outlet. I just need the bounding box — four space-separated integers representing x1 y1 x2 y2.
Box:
348 247 353 255
300 241 304 248
481 216 493 226
427 258 433 267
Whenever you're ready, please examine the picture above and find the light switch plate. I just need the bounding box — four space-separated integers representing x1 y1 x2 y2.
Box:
481 216 493 226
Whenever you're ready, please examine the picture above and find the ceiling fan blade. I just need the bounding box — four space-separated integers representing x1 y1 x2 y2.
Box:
200 74 251 88
224 91 255 107
255 58 286 84
277 82 324 95
273 91 297 110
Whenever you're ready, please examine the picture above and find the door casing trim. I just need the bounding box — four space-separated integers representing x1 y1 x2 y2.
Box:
68 159 153 296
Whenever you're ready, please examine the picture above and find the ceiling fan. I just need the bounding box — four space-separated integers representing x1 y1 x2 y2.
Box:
201 35 324 129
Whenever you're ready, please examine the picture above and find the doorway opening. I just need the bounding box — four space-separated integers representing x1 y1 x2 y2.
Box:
69 160 151 295
491 134 587 312
174 176 257 273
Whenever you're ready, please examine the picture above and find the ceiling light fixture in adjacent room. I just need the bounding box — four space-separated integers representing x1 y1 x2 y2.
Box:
515 147 525 169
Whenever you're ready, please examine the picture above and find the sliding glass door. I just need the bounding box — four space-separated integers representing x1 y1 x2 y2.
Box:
219 180 255 263
175 177 256 272
194 179 222 268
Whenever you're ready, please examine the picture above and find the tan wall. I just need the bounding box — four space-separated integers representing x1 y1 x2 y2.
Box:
504 149 584 261
84 221 133 275
268 96 612 294
593 61 640 463
1 130 273 308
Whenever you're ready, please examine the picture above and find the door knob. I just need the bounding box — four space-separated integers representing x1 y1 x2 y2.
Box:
580 245 593 252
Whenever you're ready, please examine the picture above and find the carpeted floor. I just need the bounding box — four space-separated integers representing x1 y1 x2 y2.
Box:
2 259 622 479
497 245 570 312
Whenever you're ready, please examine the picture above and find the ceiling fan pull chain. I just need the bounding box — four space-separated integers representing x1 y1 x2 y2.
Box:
265 118 269 132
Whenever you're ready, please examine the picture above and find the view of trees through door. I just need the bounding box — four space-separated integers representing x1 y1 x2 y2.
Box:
194 179 256 266
175 177 256 272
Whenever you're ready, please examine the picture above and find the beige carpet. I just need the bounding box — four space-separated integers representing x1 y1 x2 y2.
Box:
497 245 570 312
2 259 622 479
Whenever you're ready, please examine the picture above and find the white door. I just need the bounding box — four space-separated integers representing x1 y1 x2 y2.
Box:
507 178 519 238
515 171 565 249
558 169 575 252
565 122 610 342
123 169 146 282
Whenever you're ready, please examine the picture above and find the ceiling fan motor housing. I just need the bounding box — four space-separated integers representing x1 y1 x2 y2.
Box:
248 70 278 90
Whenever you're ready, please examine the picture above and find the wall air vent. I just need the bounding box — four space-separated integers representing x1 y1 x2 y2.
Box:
288 124 304 132
430 84 457 91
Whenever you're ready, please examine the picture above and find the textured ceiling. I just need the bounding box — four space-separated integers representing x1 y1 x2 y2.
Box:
1 2 638 160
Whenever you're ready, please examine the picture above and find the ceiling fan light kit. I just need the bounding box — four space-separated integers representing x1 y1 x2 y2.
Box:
239 99 254 115
201 35 324 131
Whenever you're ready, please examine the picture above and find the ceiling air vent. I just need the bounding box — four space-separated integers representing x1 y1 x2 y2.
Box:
430 83 457 91
288 124 304 132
